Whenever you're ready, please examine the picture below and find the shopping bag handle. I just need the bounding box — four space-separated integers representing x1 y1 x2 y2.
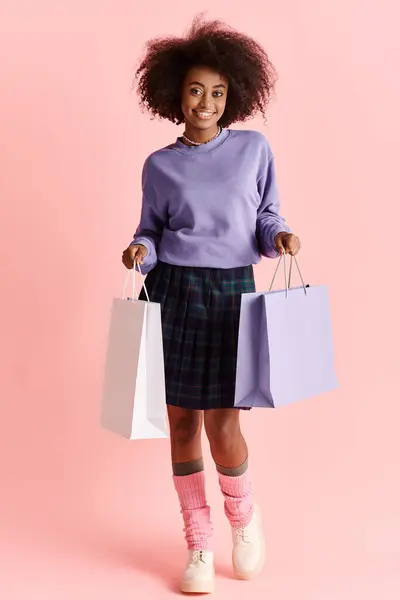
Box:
122 262 150 302
269 253 307 299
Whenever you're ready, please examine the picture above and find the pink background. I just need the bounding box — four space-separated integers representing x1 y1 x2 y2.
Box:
1 1 399 598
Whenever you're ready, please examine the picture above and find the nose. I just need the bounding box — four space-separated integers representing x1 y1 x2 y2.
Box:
198 93 214 110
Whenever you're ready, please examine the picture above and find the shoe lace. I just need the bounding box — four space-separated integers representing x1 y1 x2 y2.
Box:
191 550 207 564
235 525 250 544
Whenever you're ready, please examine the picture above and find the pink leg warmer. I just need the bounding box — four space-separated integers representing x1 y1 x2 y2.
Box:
173 471 213 550
218 470 254 528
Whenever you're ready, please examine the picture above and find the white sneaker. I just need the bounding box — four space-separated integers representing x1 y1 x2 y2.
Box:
180 550 215 594
231 505 265 580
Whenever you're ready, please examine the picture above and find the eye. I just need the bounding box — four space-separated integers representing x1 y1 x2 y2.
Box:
190 88 202 96
213 91 224 98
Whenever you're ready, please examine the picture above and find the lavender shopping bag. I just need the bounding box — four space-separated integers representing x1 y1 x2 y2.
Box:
234 255 338 408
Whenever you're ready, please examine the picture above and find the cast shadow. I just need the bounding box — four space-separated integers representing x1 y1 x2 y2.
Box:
77 526 184 593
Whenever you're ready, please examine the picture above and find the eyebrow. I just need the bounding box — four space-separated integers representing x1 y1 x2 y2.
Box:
188 81 227 89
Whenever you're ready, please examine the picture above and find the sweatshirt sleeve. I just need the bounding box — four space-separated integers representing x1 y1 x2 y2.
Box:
131 194 164 274
256 150 290 259
131 158 165 274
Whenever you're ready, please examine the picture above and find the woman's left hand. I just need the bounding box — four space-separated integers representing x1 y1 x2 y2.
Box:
274 232 301 256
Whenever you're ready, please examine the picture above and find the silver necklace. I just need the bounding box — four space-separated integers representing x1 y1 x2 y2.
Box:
181 126 222 147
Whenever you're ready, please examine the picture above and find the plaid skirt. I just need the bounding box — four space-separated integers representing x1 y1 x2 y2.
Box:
139 261 256 410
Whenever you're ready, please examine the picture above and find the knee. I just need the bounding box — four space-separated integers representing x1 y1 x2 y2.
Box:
205 413 240 453
170 412 202 447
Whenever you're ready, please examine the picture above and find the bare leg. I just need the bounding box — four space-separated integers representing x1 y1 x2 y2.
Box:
203 408 248 468
167 405 203 464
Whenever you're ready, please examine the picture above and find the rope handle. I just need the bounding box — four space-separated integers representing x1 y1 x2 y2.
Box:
122 262 150 302
269 253 308 299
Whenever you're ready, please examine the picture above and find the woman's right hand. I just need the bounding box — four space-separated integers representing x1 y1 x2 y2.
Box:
121 244 148 269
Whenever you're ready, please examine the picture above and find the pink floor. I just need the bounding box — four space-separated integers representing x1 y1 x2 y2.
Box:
2 499 399 600
2 379 399 600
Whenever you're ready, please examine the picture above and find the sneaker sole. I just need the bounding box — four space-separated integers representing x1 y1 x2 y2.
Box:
180 578 215 594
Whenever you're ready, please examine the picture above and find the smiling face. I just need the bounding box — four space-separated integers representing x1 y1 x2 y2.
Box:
181 65 228 140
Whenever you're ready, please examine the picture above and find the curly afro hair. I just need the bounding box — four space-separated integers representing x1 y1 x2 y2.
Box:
135 15 277 127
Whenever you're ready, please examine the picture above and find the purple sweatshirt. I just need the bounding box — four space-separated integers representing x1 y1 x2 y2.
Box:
132 128 290 273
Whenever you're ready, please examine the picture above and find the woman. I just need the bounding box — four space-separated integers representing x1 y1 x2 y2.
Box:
122 16 300 594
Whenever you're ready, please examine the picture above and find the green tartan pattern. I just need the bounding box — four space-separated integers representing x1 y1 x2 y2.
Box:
139 261 255 410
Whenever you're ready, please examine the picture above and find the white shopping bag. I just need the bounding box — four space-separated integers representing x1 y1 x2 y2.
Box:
101 267 169 440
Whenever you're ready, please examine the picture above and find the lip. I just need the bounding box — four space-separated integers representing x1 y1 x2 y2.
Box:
193 110 216 119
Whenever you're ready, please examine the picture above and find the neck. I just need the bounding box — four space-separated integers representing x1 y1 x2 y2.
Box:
182 123 219 145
